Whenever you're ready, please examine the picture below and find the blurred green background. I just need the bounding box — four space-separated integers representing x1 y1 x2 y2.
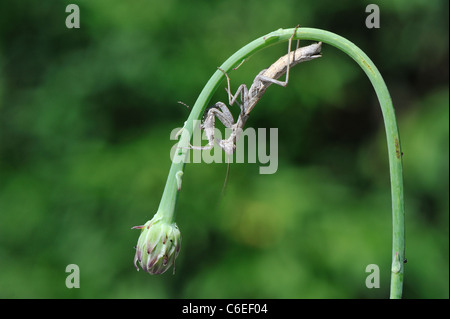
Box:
0 0 448 299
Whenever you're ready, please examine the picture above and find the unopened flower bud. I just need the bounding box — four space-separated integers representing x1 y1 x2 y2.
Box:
133 214 181 275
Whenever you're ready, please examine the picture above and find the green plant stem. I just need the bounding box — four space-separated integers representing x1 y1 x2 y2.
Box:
156 27 405 298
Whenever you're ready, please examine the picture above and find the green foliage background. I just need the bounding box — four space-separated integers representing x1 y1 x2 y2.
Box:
0 0 448 298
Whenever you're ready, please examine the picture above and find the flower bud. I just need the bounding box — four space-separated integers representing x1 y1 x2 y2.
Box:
133 214 181 275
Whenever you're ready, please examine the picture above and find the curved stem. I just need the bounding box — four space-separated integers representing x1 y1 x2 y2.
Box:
157 27 405 298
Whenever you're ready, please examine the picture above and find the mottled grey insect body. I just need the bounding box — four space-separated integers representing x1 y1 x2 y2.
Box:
190 26 322 157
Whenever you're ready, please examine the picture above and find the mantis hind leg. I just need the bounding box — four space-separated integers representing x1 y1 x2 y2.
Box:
257 25 301 88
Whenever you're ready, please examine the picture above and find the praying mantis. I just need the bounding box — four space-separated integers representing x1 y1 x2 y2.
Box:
189 26 322 155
